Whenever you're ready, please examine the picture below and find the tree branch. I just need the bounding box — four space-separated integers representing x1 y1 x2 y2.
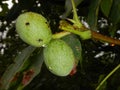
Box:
59 20 120 45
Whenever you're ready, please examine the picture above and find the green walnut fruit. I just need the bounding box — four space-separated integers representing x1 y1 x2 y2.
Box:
16 12 52 47
43 39 75 76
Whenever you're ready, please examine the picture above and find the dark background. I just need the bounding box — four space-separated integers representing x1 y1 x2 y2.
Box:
0 0 120 90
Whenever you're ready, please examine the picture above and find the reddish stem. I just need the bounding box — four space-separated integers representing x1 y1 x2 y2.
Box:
91 31 120 45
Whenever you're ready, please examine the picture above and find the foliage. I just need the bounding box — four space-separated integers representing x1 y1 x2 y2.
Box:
0 0 120 90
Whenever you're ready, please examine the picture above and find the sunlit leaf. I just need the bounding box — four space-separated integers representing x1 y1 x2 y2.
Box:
0 46 36 90
87 0 102 30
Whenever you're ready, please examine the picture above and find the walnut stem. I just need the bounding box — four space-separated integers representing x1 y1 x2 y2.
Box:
91 31 120 45
59 20 120 45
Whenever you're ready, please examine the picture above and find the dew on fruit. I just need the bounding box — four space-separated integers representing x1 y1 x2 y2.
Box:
42 44 46 47
48 67 52 70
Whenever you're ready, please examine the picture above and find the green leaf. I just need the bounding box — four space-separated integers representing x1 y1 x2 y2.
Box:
97 74 107 90
17 49 44 89
100 0 113 17
0 46 36 90
108 24 117 37
61 34 82 68
109 0 120 24
8 48 44 90
60 0 83 19
87 0 102 30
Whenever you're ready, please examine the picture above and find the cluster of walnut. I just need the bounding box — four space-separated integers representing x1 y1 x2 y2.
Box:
16 12 75 76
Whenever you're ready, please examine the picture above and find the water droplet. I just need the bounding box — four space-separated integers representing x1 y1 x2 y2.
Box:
42 44 47 47
48 67 52 70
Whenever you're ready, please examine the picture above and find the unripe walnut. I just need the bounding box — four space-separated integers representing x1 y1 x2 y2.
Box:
16 12 52 47
43 39 75 76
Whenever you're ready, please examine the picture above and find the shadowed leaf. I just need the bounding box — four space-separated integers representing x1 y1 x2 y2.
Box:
87 0 102 30
109 0 120 24
100 0 113 17
60 0 83 19
0 46 36 90
17 49 44 89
